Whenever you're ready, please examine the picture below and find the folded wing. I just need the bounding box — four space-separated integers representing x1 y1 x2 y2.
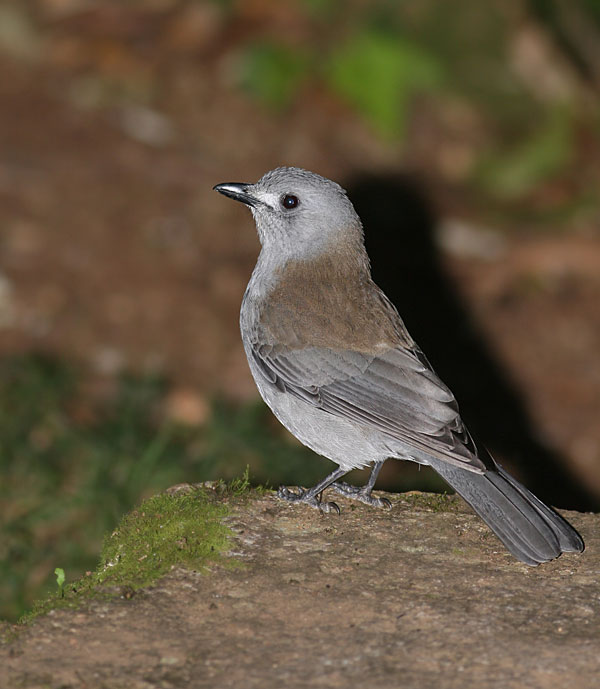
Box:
251 342 488 472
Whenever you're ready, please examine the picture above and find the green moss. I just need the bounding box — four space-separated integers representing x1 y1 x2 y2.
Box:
100 489 233 585
401 491 455 513
20 485 236 624
0 352 325 622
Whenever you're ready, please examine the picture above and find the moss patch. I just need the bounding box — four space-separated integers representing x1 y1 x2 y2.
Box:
20 485 237 623
400 491 456 513
101 490 232 585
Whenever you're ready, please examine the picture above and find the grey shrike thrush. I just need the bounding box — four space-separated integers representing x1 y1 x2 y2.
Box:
214 166 584 566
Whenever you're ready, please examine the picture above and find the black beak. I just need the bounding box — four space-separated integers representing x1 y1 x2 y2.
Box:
213 182 258 208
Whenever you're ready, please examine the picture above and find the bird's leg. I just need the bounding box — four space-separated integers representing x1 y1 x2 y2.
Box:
277 466 349 514
331 460 392 509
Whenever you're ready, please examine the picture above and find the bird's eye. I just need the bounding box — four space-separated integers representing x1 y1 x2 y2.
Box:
281 194 299 210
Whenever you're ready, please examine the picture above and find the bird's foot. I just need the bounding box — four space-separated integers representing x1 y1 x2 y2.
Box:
331 481 392 509
277 485 340 514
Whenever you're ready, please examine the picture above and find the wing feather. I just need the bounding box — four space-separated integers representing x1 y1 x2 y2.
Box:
251 341 486 471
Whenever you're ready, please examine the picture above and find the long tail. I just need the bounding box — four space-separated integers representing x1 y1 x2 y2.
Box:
428 457 584 566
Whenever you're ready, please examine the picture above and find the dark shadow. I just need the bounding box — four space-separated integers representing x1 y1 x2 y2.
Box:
345 172 598 511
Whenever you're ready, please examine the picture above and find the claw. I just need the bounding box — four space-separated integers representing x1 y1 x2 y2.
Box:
321 501 340 515
277 485 304 501
277 485 340 514
331 481 392 510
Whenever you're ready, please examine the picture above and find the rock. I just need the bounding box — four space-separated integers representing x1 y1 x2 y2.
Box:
2 490 599 688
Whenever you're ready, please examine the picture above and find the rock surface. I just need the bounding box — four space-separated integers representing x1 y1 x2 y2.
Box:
2 491 599 689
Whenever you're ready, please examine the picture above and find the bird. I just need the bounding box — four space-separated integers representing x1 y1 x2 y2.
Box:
214 166 584 566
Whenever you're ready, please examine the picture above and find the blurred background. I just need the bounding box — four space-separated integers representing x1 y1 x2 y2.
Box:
1 0 600 620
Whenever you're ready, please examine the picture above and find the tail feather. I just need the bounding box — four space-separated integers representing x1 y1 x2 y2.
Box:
490 466 584 554
428 458 584 566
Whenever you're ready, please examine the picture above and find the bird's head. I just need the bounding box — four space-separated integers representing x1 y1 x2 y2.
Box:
214 167 365 261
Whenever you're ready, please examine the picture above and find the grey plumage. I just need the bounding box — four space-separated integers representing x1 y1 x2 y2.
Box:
214 166 584 565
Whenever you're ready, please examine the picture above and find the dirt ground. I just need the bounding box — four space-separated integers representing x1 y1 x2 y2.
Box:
2 489 599 689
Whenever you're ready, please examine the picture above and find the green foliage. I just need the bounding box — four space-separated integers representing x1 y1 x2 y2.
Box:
326 30 443 138
228 1 596 220
301 0 337 18
0 354 324 621
239 41 310 109
477 105 574 198
214 465 252 496
54 568 65 594
0 356 174 620
238 26 443 139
